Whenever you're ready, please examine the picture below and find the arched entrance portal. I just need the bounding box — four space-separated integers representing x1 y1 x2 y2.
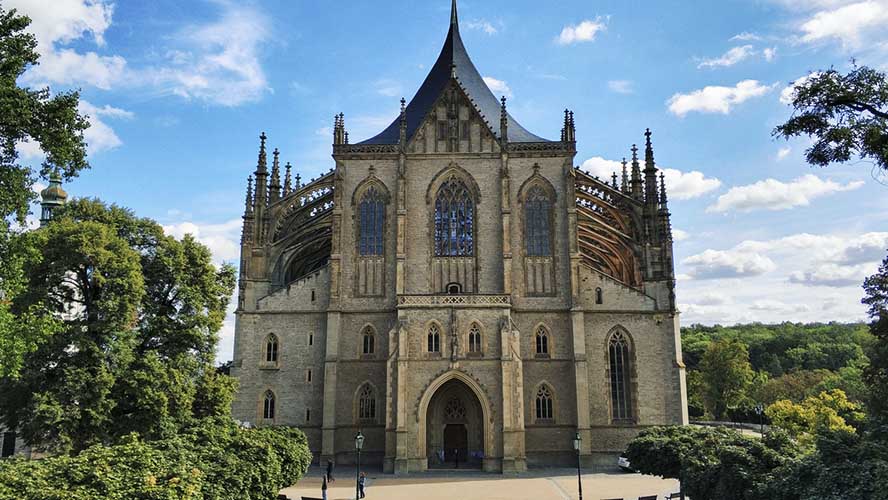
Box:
426 379 484 469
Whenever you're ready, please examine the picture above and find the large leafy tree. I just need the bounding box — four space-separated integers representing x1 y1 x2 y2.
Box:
0 200 237 453
775 65 888 173
0 6 90 379
863 254 888 424
699 338 754 420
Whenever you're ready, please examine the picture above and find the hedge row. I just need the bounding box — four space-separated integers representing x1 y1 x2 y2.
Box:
0 418 311 500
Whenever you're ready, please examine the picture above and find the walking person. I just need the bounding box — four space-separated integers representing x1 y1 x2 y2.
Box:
321 473 328 500
358 471 366 498
326 459 335 482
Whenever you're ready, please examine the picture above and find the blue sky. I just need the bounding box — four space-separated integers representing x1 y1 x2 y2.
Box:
10 0 888 362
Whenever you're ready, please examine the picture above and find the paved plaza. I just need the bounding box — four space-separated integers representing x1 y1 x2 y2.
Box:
281 468 680 500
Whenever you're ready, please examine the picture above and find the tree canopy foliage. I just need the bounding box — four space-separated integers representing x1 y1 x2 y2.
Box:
0 200 237 454
775 65 888 173
698 339 754 420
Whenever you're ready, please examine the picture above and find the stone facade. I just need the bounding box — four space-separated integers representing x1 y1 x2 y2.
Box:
231 1 687 473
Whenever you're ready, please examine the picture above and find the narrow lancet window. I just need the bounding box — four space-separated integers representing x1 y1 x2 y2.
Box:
535 385 554 420
362 326 375 355
428 324 441 353
265 334 279 363
358 187 385 256
263 390 276 420
609 330 633 422
524 186 552 257
468 324 482 354
358 384 376 421
535 326 550 356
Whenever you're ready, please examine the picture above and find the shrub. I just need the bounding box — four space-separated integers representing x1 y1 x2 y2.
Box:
0 420 311 500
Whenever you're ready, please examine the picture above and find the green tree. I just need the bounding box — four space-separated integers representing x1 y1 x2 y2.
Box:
0 6 91 380
775 65 888 172
700 338 754 420
766 389 866 450
863 254 888 424
0 200 237 453
625 425 801 500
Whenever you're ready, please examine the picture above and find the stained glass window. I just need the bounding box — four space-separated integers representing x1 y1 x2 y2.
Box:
535 385 554 420
525 186 552 257
434 177 474 257
609 330 632 421
358 187 385 256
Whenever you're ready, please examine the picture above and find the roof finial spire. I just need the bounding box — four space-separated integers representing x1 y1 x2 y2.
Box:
283 162 292 196
451 0 458 28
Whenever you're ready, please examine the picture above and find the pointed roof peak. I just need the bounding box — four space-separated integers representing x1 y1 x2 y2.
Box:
358 1 547 145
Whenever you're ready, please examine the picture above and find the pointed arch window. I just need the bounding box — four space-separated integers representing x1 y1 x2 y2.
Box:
609 330 633 422
358 384 376 421
535 385 554 421
428 324 441 353
358 186 385 256
263 390 276 420
265 334 279 363
535 326 550 357
434 177 475 257
524 186 552 257
468 323 482 354
362 326 375 355
595 288 603 305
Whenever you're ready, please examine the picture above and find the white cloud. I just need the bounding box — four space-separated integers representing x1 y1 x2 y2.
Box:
683 249 777 279
374 79 403 98
697 45 756 68
763 47 778 61
483 76 513 98
707 174 863 213
466 19 498 35
8 0 126 90
579 158 721 200
162 218 243 264
16 140 44 160
661 168 722 200
798 0 888 48
668 80 777 116
730 32 763 41
780 72 821 104
608 80 634 94
78 100 133 154
555 17 607 45
789 263 876 287
673 229 690 242
777 146 792 160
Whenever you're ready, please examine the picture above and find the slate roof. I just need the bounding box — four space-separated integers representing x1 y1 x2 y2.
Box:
358 1 549 145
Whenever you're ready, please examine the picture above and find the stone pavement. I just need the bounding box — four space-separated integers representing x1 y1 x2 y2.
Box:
281 468 680 500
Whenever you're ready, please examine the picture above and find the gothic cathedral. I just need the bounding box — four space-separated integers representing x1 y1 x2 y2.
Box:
231 1 688 473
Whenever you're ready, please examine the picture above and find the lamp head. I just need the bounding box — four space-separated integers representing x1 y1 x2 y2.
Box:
355 431 365 450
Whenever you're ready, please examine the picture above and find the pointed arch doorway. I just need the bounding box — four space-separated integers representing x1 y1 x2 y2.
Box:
425 379 484 469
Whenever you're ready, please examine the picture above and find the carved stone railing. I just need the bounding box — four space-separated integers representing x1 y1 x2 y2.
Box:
397 294 511 308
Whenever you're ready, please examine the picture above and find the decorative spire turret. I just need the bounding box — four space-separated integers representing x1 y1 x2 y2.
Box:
659 171 673 242
39 169 67 226
283 162 292 196
333 113 348 145
659 171 668 209
241 175 254 244
253 132 269 209
611 172 618 189
644 128 659 208
269 148 282 203
399 97 407 148
295 173 302 190
561 109 576 142
621 158 629 194
500 96 508 145
630 144 643 200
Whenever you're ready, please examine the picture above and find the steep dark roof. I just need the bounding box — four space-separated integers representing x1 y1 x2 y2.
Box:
359 1 549 145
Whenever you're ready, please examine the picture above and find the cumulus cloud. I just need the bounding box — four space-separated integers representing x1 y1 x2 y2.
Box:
78 100 133 154
780 72 821 104
162 218 243 264
8 0 126 90
608 80 634 94
706 174 863 213
483 76 513 98
683 249 777 279
798 0 888 48
673 229 690 242
555 17 607 45
763 47 778 61
579 158 721 200
697 45 756 68
789 263 875 287
668 80 777 116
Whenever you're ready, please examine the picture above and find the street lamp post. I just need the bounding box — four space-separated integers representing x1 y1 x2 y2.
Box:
355 431 364 500
573 432 583 500
755 403 765 436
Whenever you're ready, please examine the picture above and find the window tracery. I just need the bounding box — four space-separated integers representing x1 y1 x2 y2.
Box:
535 326 550 357
263 390 276 420
535 385 554 421
524 186 552 257
358 384 376 421
358 186 385 256
609 330 633 422
434 177 474 257
428 324 441 353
